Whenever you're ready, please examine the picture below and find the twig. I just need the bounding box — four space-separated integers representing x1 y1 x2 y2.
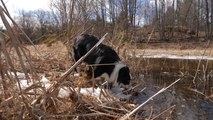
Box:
46 112 117 118
193 40 210 83
151 105 176 120
141 24 156 56
119 78 181 120
187 88 213 102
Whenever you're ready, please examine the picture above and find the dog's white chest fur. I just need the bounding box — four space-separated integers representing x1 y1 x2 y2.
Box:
95 62 126 86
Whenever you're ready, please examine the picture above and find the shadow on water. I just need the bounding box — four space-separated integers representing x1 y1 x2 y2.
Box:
131 57 213 120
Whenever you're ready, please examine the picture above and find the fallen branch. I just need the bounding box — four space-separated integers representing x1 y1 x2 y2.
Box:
119 78 181 120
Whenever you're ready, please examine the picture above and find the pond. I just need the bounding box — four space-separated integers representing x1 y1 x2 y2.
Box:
131 55 213 120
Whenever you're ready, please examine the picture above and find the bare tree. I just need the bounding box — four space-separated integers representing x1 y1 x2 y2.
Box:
34 9 48 36
50 0 76 35
119 0 129 32
158 0 166 40
13 0 213 43
155 0 158 23
196 0 201 37
108 0 116 27
129 0 137 27
211 0 213 36
205 0 210 38
17 10 37 42
100 0 106 27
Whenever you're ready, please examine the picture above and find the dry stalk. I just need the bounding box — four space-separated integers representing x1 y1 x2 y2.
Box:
148 106 153 120
45 112 117 119
119 78 181 120
137 24 156 57
187 88 213 102
0 5 42 119
130 25 156 77
150 105 176 120
32 33 108 105
193 40 210 84
0 36 8 98
0 6 30 79
202 41 212 94
0 0 10 15
0 96 14 107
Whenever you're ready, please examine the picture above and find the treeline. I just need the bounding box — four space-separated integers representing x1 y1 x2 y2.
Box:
6 0 213 43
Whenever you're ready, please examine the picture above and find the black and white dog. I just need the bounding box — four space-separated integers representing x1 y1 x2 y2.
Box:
72 34 131 88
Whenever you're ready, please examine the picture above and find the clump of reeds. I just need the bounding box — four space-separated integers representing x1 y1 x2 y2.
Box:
0 2 183 119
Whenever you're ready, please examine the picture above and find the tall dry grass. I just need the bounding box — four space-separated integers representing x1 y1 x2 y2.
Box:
0 2 184 120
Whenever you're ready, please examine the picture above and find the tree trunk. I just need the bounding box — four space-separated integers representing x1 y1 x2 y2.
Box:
171 0 175 38
155 0 158 22
196 0 200 38
211 0 213 38
100 0 106 28
205 0 210 39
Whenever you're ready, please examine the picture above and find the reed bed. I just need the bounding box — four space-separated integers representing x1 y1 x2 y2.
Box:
0 4 183 120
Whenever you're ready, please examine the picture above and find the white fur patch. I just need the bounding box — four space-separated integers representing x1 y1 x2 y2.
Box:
95 73 109 81
108 62 126 85
93 62 127 88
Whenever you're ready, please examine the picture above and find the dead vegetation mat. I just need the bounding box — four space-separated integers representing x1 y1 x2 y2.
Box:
0 29 144 120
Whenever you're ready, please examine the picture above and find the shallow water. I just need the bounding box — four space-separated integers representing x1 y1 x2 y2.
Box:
133 56 213 120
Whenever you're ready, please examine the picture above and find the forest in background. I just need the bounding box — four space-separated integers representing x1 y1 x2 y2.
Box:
2 0 213 44
0 1 213 119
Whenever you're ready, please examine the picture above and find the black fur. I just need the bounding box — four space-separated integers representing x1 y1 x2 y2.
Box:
72 34 131 87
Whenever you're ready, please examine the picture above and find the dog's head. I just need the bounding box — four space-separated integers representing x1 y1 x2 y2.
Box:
72 34 99 62
108 63 131 88
117 66 131 85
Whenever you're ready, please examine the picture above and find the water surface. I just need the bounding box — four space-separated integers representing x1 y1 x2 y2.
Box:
132 55 213 120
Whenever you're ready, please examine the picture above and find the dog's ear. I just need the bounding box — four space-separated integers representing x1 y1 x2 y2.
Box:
72 46 81 62
71 47 79 72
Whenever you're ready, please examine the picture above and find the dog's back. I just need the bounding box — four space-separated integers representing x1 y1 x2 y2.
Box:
73 34 120 63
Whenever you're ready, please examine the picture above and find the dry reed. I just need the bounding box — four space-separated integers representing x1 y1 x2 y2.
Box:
0 3 183 120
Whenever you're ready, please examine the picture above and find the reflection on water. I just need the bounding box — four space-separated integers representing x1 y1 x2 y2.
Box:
132 57 213 120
